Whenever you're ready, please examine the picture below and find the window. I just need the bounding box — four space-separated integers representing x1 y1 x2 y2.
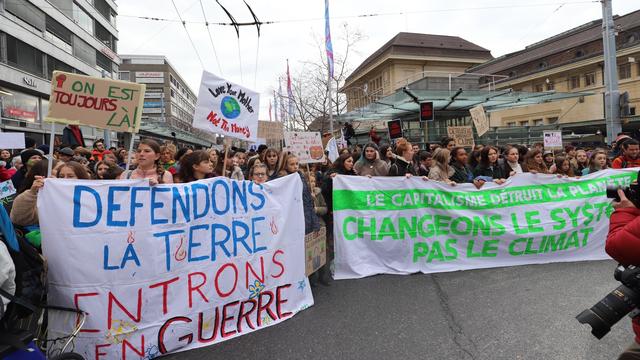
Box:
547 117 559 125
520 120 529 126
94 0 112 22
46 56 73 80
96 51 111 72
73 3 93 35
631 107 636 116
118 72 130 81
506 122 516 127
619 63 631 80
0 89 39 123
569 75 580 89
73 36 96 66
575 49 586 58
534 84 544 92
585 72 596 86
170 89 175 98
533 119 544 126
6 35 44 77
5 0 45 31
546 81 554 91
538 61 548 70
46 16 72 45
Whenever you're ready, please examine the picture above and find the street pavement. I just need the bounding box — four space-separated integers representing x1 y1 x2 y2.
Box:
166 259 632 360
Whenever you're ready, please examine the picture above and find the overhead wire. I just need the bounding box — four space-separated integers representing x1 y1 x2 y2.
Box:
170 0 205 69
198 0 224 75
215 0 243 83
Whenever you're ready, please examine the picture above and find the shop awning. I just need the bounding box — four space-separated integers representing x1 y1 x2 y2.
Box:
338 89 593 122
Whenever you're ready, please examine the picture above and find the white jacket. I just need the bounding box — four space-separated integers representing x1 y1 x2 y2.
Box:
0 241 16 318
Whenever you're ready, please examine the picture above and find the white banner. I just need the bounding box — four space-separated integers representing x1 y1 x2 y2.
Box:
38 174 313 359
193 71 260 142
332 170 637 279
284 132 324 164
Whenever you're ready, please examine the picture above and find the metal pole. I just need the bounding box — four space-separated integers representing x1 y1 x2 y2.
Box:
328 69 334 136
125 133 135 172
47 122 55 177
602 0 621 143
101 70 111 147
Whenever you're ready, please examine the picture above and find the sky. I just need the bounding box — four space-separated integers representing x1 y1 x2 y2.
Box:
116 0 639 120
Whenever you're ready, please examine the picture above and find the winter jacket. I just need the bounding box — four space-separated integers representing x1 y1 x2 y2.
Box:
612 155 640 169
354 158 389 177
473 164 507 179
0 240 16 315
450 163 474 184
388 157 416 176
10 190 38 227
606 207 640 343
428 165 454 182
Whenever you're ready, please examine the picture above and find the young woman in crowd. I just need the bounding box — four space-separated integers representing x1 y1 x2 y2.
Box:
388 138 416 176
115 148 128 168
119 139 173 185
543 151 555 169
428 148 455 185
449 147 475 185
160 143 178 175
93 160 113 180
379 145 395 167
553 156 575 177
503 146 523 176
0 150 12 164
11 160 54 227
583 150 608 175
177 150 213 183
473 146 507 184
261 148 281 181
522 149 548 174
575 149 589 174
57 161 91 180
354 143 389 177
249 163 268 185
469 150 482 170
222 150 245 181
208 148 222 176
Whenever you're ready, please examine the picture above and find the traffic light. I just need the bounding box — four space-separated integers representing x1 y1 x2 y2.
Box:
420 102 434 121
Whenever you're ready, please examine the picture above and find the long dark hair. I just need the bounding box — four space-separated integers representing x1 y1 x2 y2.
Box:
178 150 210 183
333 153 355 175
479 146 499 168
57 161 91 179
20 159 54 194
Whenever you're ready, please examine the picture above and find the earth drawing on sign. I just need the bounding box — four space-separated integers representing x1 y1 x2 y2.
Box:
221 96 241 119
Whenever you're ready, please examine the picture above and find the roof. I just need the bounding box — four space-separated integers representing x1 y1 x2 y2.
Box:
346 33 493 83
469 9 640 75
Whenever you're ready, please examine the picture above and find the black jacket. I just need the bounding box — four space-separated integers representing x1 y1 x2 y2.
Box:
388 157 416 176
473 164 507 179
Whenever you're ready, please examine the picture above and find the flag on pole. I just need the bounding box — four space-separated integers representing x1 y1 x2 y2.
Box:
273 90 279 121
279 79 286 122
325 0 334 78
269 99 272 121
287 60 294 120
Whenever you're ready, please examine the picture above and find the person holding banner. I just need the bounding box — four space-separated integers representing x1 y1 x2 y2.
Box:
388 139 416 177
582 150 609 175
427 148 456 185
249 163 268 185
449 147 477 186
176 151 214 183
119 139 173 185
472 146 507 184
11 160 53 227
522 149 549 174
261 148 281 181
354 143 389 177
503 146 523 176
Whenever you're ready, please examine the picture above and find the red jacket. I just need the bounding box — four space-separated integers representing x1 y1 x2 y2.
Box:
606 207 640 343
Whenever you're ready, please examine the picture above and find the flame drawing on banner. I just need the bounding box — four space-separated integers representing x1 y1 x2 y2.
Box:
126 231 135 244
270 217 278 235
174 236 186 261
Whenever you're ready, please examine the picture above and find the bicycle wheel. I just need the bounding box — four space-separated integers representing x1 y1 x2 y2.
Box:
49 352 84 360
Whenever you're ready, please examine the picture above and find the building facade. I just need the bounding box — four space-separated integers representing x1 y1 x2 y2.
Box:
0 0 119 146
469 10 640 143
118 55 214 148
342 32 493 111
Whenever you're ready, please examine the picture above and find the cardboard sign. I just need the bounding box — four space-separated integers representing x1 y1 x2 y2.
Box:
284 132 324 164
38 175 314 358
0 132 25 149
469 104 490 137
46 71 145 133
0 180 16 200
257 120 284 141
387 119 403 140
447 126 475 148
193 71 260 142
543 130 563 149
305 226 327 276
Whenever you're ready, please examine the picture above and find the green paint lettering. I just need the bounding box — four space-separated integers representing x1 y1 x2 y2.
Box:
427 241 446 262
481 239 499 257
466 240 482 258
444 239 458 260
509 238 526 256
549 208 566 230
413 242 428 262
343 216 357 240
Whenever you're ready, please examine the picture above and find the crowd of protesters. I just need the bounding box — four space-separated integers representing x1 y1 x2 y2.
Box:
2 132 639 290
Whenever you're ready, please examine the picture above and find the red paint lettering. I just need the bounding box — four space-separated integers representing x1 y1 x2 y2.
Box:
122 335 144 360
94 343 110 360
149 276 180 315
74 292 100 333
107 288 142 330
271 250 285 279
158 316 193 354
214 263 238 298
220 301 240 338
276 284 293 320
245 257 265 289
256 290 277 327
197 309 220 343
236 299 257 333
188 272 209 308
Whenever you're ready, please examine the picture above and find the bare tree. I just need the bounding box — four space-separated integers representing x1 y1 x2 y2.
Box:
274 23 365 132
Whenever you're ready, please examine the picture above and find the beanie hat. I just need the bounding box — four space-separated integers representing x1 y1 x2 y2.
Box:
21 149 42 165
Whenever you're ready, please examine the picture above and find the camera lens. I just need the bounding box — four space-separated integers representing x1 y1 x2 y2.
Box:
577 284 640 339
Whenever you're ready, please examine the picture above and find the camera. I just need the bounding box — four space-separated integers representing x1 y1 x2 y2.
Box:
576 265 640 339
605 172 640 208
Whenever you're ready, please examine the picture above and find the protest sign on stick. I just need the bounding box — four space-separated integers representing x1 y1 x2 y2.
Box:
469 104 489 137
38 175 314 359
446 126 475 148
543 130 563 150
284 132 324 164
193 71 260 142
